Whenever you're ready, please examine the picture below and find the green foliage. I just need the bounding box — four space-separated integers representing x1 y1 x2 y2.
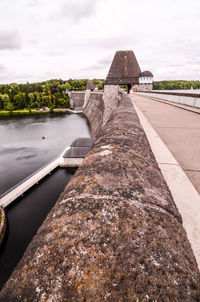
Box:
0 78 105 111
5 102 14 112
120 84 128 89
153 80 200 90
92 79 105 90
49 106 55 113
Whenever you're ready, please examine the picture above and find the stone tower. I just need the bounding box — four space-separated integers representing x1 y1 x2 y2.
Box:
105 50 141 92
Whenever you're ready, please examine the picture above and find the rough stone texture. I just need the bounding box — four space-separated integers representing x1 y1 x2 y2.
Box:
103 85 120 126
84 92 104 138
1 94 200 301
70 92 85 109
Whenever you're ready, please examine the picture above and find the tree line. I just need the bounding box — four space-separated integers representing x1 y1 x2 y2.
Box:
1 78 199 111
153 80 200 90
0 79 105 111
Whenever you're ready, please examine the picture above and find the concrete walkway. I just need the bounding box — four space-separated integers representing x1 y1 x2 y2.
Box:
132 93 200 194
137 93 200 115
131 94 200 268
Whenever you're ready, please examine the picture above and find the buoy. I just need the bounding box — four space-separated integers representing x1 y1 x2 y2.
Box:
42 136 45 140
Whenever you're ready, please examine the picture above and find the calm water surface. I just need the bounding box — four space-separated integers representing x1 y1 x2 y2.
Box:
0 112 90 195
0 112 90 290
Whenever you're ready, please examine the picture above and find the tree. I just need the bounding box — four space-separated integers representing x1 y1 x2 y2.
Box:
5 102 14 112
13 92 26 109
1 94 11 110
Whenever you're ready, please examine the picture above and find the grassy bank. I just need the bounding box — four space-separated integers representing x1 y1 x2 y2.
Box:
0 109 69 117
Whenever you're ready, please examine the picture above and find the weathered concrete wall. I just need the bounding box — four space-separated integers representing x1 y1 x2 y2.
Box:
84 92 104 138
136 91 200 108
1 94 200 301
70 92 85 109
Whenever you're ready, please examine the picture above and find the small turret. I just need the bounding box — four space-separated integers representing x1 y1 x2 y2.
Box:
139 71 153 91
86 80 95 91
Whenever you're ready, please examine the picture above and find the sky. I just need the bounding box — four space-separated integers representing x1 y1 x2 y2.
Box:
0 0 200 84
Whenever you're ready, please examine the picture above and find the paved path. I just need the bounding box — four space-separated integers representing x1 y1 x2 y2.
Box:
131 94 200 268
132 94 200 194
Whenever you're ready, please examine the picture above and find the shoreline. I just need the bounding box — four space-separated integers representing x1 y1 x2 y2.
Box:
0 108 80 118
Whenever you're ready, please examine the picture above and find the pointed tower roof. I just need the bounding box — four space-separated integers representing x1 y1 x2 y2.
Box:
86 80 95 90
105 50 141 85
141 71 153 77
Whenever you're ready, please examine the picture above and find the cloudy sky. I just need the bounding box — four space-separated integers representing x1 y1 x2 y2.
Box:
0 0 200 83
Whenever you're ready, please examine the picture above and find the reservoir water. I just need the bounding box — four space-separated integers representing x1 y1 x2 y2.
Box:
0 112 90 290
0 112 90 195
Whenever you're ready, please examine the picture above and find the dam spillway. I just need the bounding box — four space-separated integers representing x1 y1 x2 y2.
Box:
1 93 200 301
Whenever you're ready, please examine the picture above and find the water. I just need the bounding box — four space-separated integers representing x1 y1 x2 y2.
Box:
0 112 90 290
0 113 90 195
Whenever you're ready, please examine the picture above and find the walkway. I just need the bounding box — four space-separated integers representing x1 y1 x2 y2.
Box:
131 93 200 267
132 93 200 194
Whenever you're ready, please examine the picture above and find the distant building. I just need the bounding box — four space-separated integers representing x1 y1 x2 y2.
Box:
105 50 141 93
105 50 153 93
139 71 153 91
86 80 95 91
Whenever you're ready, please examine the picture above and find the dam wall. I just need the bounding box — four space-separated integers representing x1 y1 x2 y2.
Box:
83 92 104 138
0 94 200 301
70 91 85 109
136 91 200 108
83 87 120 138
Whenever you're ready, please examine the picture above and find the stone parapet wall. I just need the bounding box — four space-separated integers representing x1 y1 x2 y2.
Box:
1 94 200 301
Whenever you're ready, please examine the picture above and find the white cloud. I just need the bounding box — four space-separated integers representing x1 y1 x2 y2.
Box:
60 0 99 22
0 30 22 50
0 64 6 72
0 0 200 83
